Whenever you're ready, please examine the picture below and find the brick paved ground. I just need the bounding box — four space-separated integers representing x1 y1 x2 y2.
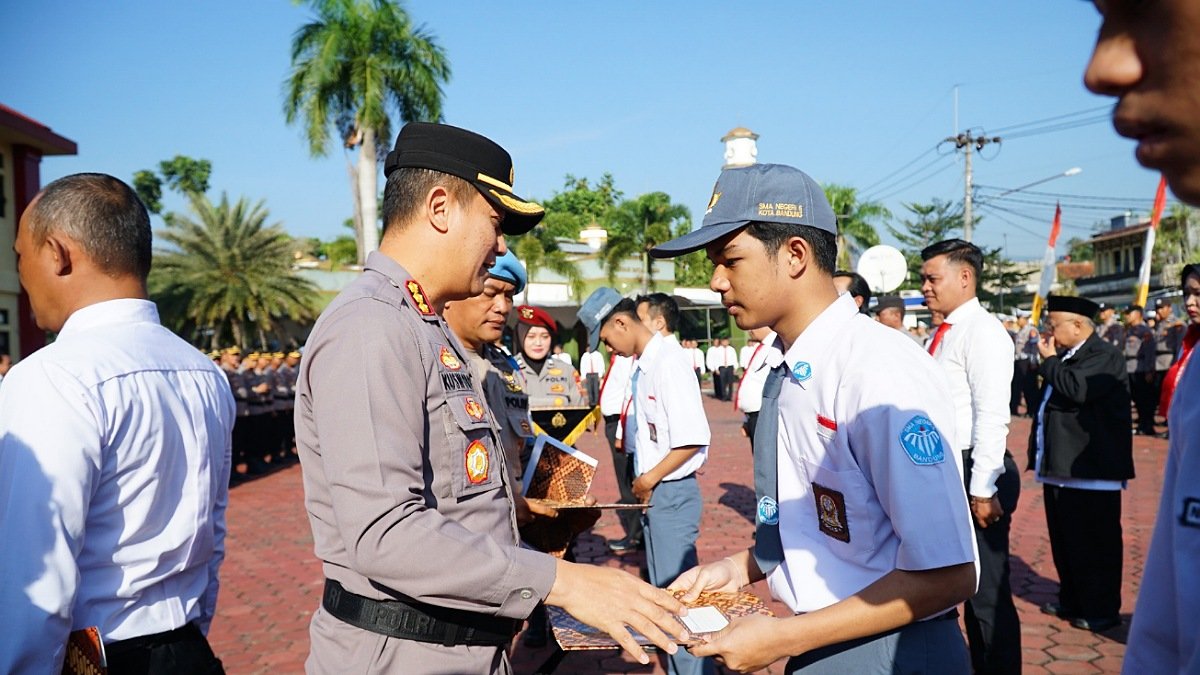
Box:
209 387 1167 673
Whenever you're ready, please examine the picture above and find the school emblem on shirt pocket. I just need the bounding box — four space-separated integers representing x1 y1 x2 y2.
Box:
465 440 490 484
812 483 850 543
464 397 485 422
899 415 944 465
439 346 462 371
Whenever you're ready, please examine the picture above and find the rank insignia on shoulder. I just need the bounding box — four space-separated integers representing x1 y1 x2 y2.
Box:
503 373 523 393
465 440 490 484
404 279 434 316
1182 498 1200 528
899 415 944 465
439 346 462 371
812 483 850 543
756 496 779 526
464 396 485 422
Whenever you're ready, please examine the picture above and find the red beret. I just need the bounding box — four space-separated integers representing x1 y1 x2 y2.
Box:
516 305 557 335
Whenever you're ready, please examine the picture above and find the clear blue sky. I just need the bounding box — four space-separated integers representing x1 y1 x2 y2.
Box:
0 1 1168 261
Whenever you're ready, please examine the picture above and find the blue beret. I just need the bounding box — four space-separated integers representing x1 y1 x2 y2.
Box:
488 250 527 295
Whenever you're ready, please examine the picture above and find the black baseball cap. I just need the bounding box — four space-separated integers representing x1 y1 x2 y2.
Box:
383 122 544 235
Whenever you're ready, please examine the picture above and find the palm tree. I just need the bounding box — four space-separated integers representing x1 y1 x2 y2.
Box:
150 192 320 349
284 0 450 264
513 230 585 301
823 183 889 270
602 192 691 293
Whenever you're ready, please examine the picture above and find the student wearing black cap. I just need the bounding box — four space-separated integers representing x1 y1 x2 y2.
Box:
1028 295 1133 634
295 122 687 674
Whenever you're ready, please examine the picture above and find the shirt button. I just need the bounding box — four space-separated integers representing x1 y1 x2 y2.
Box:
520 589 533 600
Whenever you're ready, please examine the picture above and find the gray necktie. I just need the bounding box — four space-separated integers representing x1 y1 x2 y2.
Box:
752 363 787 576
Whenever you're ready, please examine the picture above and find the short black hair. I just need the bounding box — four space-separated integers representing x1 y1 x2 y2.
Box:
381 167 475 236
921 238 983 287
602 297 640 329
833 270 872 313
742 221 836 274
636 292 680 332
30 173 152 279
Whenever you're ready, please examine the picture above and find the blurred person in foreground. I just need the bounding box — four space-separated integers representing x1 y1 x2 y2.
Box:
0 173 235 673
1084 2 1200 670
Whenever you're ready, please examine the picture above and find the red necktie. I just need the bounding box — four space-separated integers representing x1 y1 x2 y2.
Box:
927 322 952 355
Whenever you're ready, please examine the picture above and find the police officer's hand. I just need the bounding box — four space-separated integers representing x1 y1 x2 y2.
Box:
547 560 688 665
971 496 1004 528
669 557 750 602
515 494 558 526
689 614 788 673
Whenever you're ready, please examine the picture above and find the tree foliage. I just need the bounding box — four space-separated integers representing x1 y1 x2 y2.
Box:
133 155 212 215
284 0 450 263
513 228 584 300
539 173 624 240
602 192 691 293
887 199 964 289
823 183 888 270
150 192 319 349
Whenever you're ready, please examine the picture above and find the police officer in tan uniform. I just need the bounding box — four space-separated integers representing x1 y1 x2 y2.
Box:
296 122 687 675
515 305 586 408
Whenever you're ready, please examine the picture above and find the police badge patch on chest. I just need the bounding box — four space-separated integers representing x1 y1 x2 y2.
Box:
465 440 490 485
812 483 850 543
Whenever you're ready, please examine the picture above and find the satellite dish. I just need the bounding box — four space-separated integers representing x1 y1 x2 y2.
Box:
856 245 909 293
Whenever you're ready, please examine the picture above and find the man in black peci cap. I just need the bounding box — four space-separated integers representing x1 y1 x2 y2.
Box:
296 122 688 674
1029 295 1133 634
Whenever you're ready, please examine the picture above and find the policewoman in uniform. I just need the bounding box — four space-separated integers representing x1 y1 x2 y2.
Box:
653 163 977 674
295 122 687 674
514 305 586 408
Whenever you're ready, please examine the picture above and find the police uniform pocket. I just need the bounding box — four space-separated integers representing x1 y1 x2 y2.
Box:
801 460 879 565
446 396 503 498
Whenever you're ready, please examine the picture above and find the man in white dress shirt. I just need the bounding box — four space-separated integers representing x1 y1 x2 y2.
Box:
735 326 776 452
0 174 235 674
579 347 606 406
921 238 1021 675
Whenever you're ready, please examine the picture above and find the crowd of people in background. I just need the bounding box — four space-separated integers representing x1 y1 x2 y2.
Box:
209 347 301 482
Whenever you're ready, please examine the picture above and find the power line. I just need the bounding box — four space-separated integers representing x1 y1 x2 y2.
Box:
859 145 942 194
1000 114 1111 140
870 160 957 202
975 185 1159 204
986 104 1112 134
981 194 1172 213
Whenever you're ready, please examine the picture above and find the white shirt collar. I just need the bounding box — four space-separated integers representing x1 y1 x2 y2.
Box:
58 299 160 339
943 296 984 325
765 293 859 374
636 332 665 373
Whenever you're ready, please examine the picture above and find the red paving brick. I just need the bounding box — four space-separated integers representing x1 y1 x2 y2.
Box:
209 389 1166 673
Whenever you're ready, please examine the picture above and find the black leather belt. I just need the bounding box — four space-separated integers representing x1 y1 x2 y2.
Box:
322 579 521 647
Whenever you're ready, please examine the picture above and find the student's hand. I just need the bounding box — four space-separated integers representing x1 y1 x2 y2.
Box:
632 475 656 504
689 614 790 673
547 560 689 665
668 558 749 601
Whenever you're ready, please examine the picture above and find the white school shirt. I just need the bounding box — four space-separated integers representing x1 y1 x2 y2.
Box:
599 355 634 418
736 332 777 414
766 294 976 614
1122 359 1200 675
1033 343 1123 491
580 350 606 377
931 297 1015 498
627 333 710 480
690 347 706 371
0 299 235 673
739 344 757 370
705 345 723 373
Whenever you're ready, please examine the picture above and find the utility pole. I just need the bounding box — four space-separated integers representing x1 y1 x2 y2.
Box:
945 132 1001 242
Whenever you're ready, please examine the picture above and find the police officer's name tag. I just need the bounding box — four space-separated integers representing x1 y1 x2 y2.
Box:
899 415 944 466
1182 498 1200 528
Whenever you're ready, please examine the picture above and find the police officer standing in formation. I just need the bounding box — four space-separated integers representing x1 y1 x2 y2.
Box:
1012 310 1040 417
515 305 585 408
295 122 687 674
220 346 262 479
275 351 301 463
580 288 714 675
1029 295 1133 634
1083 5 1200 666
1152 298 1185 426
653 163 976 673
0 174 234 673
922 238 1022 675
1097 302 1124 349
1122 304 1158 435
243 352 275 468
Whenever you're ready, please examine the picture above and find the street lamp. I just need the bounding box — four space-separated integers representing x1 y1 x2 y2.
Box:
981 167 1082 203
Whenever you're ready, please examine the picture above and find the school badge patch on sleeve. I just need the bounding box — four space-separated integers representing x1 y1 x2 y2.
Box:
899 415 944 465
812 483 850 543
465 440 490 484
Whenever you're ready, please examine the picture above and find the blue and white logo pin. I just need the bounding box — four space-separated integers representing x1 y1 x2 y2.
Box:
791 361 812 382
757 496 779 525
899 416 944 465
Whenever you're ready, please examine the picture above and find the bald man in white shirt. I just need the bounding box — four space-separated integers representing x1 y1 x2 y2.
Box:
0 174 235 674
